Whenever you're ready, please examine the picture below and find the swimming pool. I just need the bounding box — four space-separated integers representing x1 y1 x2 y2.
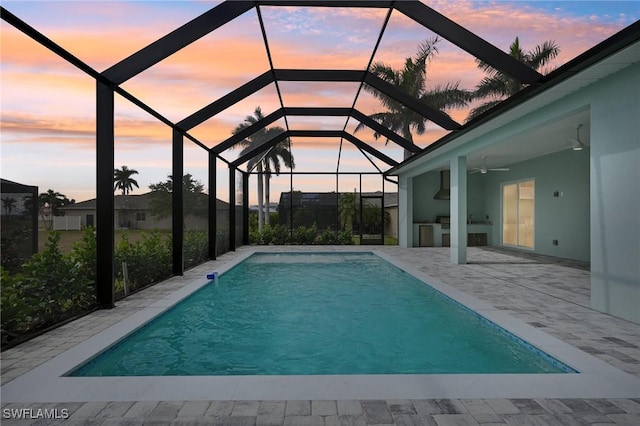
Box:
70 252 573 376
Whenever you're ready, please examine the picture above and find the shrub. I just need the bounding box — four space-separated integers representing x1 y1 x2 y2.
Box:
115 230 171 294
1 231 96 348
249 224 352 246
337 229 354 245
249 224 290 245
0 226 32 273
292 224 317 244
270 225 290 245
316 228 338 245
184 230 208 269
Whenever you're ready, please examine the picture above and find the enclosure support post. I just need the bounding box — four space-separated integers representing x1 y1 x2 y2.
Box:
381 175 385 244
450 156 468 264
335 173 339 232
398 175 413 248
209 152 217 260
359 174 363 244
289 171 293 238
229 166 236 251
243 172 249 245
96 81 115 309
172 129 184 275
30 185 38 255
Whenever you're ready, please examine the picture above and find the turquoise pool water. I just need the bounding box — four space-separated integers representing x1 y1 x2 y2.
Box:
70 252 574 376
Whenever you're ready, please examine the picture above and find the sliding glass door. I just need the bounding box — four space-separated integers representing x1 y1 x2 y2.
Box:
502 180 535 249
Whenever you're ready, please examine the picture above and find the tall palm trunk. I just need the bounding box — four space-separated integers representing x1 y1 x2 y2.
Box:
403 125 414 160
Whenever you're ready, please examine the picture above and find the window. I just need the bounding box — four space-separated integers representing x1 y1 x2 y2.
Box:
502 180 534 249
136 212 146 221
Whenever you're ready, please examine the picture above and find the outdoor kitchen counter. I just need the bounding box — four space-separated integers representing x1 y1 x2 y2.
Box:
413 222 492 247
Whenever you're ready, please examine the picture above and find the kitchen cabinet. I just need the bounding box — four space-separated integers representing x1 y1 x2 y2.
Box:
419 225 434 247
413 223 492 247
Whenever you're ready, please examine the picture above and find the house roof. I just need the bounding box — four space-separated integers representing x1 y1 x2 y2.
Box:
278 191 398 208
61 193 229 211
1 178 38 193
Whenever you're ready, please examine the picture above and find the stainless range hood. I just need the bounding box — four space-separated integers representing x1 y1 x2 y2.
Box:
433 170 450 200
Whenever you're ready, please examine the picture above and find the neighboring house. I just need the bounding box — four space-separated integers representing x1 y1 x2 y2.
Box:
277 191 398 237
0 178 38 264
61 193 229 231
390 33 639 323
278 192 338 230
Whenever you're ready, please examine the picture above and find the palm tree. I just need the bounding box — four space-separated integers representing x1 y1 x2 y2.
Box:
262 141 295 226
114 165 140 195
38 189 74 230
467 37 560 120
338 192 358 233
356 37 472 159
233 107 295 230
2 197 17 216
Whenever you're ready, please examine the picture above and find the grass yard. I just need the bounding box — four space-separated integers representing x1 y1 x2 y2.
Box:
351 235 398 245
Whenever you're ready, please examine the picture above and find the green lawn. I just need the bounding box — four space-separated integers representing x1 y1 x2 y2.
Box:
351 235 398 245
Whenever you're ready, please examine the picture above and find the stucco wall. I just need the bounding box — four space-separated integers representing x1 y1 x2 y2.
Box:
482 148 590 262
412 172 450 221
412 172 486 222
588 64 640 323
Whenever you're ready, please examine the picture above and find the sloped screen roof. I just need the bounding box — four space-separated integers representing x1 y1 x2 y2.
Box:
2 1 637 181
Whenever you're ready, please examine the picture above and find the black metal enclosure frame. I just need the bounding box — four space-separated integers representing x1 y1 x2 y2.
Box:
1 1 546 309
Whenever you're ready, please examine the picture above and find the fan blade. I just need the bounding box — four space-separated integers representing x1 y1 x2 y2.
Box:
489 168 510 172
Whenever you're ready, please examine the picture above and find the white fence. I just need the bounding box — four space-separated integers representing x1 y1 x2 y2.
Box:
53 216 81 231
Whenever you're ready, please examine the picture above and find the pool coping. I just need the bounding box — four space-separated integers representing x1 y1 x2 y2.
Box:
2 247 639 402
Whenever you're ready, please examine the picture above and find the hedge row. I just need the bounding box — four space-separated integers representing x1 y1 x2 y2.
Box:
250 224 353 245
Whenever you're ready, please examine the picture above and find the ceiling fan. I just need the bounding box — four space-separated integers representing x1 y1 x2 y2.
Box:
470 156 510 174
568 124 584 151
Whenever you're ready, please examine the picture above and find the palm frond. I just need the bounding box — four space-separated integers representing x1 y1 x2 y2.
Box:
474 75 512 99
466 99 503 122
423 82 473 110
527 40 560 70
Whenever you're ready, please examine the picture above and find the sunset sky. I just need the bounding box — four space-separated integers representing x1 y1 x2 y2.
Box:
1 1 637 204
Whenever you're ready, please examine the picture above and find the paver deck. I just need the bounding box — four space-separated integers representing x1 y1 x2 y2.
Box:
2 246 640 425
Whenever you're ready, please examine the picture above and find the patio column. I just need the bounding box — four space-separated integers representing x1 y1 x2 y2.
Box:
450 156 468 264
172 129 184 275
398 174 413 248
96 80 115 308
208 151 217 260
